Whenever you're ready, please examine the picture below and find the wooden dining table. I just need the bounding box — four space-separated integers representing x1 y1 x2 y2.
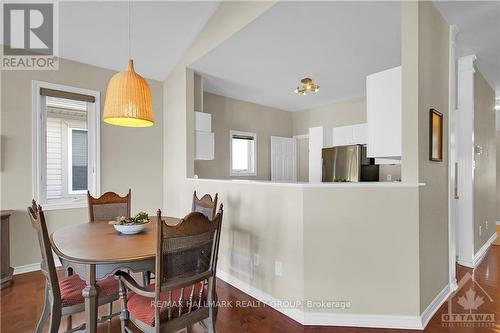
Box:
50 216 180 333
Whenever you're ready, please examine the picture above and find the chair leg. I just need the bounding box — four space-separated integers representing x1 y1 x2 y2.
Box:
142 271 151 286
35 285 50 333
66 315 72 331
205 314 216 333
118 280 129 333
47 302 61 333
108 302 113 322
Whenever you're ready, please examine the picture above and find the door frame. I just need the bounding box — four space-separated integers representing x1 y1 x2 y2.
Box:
448 25 459 291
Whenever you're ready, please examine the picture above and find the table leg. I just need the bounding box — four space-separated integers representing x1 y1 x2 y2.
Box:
82 264 100 333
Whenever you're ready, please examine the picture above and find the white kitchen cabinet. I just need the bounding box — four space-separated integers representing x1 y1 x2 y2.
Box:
352 123 367 144
194 111 214 160
375 158 401 165
308 126 332 183
195 111 212 132
366 66 401 158
332 123 367 146
195 131 214 160
332 126 353 146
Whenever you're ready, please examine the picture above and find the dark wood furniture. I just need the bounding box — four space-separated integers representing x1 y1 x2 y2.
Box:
51 214 181 333
87 189 131 222
192 191 218 220
144 191 219 287
116 205 223 333
28 201 119 333
1 210 14 289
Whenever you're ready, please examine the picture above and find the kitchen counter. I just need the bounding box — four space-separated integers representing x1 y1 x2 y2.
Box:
188 177 425 188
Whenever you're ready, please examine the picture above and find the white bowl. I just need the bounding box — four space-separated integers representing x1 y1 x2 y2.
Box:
113 222 149 235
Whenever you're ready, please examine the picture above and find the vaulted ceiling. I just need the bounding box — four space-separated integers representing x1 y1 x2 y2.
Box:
190 1 401 112
59 1 220 81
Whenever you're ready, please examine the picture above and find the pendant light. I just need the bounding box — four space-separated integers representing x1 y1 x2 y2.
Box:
103 0 154 127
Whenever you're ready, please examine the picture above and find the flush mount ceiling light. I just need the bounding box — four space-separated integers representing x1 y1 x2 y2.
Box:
294 77 320 96
103 0 154 127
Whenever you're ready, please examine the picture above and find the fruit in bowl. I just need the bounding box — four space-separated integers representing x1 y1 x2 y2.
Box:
109 212 150 234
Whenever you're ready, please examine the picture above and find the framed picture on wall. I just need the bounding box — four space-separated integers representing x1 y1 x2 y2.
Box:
429 108 443 162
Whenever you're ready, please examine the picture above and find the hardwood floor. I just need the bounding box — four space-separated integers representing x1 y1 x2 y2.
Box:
1 244 499 333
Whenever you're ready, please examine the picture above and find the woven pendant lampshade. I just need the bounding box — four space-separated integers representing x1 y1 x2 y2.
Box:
103 59 154 127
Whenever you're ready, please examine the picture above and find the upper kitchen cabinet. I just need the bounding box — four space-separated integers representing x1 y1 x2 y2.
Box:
194 73 215 161
332 123 367 146
366 66 401 159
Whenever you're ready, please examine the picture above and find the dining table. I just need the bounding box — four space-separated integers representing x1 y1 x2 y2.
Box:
50 216 181 333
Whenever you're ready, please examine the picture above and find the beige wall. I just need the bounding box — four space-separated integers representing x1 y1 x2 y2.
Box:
187 179 304 304
194 94 373 183
473 71 496 252
297 138 309 182
1 58 163 267
163 0 425 320
416 1 450 313
292 97 366 136
497 131 500 221
194 93 292 180
303 186 420 315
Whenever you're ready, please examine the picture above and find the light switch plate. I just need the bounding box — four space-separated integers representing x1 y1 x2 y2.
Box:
275 261 283 277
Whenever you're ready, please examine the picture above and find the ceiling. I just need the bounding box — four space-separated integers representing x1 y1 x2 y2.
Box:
434 1 500 94
190 1 401 112
59 1 219 81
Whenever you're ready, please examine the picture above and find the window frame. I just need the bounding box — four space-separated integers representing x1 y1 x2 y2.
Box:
229 130 257 177
67 127 88 195
32 80 101 210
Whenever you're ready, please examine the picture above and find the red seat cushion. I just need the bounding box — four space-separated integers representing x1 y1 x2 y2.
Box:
127 283 207 327
59 274 118 307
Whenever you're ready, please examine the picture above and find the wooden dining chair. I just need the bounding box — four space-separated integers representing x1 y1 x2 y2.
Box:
28 200 119 333
87 189 131 221
143 191 218 287
116 205 223 333
192 191 218 220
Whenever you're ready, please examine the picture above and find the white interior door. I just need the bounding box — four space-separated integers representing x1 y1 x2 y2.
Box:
271 136 297 182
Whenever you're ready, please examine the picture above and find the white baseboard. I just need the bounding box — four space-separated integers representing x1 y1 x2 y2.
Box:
216 270 305 324
217 270 448 330
457 258 474 268
473 232 497 267
303 312 422 330
13 254 62 276
13 262 41 275
420 284 451 329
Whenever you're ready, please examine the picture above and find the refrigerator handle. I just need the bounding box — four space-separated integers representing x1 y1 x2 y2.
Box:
321 157 325 182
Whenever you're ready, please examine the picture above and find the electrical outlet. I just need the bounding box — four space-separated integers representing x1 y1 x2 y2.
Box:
485 221 488 230
253 254 260 267
479 225 482 237
275 261 283 277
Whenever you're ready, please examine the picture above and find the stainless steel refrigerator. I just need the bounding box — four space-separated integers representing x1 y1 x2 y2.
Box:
322 145 361 182
322 145 379 182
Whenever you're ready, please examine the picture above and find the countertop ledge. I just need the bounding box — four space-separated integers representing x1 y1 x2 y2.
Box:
186 178 426 188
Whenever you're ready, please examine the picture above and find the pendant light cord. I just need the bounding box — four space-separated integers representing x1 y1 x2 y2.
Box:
128 0 131 59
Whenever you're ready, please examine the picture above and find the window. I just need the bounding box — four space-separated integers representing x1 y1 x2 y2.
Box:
230 130 256 176
33 81 100 210
68 128 88 194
